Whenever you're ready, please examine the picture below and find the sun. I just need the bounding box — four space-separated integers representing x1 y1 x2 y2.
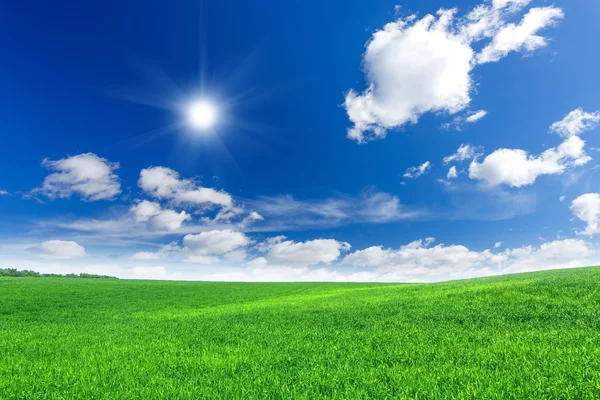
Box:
187 100 218 130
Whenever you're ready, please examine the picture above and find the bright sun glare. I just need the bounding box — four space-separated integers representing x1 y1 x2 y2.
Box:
187 100 218 130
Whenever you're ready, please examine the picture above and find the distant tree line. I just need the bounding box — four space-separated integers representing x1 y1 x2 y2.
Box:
0 268 117 279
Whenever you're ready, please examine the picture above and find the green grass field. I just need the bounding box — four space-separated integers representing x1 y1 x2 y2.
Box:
1 267 600 399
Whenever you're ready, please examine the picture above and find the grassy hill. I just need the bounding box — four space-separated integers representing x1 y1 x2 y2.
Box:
1 267 599 399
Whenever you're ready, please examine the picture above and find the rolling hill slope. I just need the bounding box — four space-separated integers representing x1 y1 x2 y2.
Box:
1 267 599 399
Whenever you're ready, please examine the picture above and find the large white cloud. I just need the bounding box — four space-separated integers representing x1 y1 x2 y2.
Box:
345 10 473 142
549 108 600 138
344 1 563 142
252 236 351 266
40 240 87 259
570 193 600 236
469 136 590 187
35 153 121 201
139 167 232 208
342 238 484 271
183 230 250 264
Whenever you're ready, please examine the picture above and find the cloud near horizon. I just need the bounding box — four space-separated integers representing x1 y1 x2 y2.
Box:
7 236 596 283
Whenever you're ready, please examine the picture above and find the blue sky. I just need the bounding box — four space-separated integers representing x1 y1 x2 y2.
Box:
1 0 600 281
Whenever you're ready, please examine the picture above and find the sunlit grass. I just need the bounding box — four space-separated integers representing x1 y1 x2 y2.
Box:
1 267 600 399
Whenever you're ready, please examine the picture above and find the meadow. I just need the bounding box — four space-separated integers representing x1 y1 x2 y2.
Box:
1 267 599 399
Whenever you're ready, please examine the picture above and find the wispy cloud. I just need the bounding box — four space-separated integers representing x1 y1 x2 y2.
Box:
248 190 425 229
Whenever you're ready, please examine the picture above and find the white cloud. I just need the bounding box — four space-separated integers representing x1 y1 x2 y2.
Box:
549 108 600 138
465 110 488 123
345 10 473 142
404 161 431 179
342 238 484 270
204 207 245 224
35 153 121 201
139 167 232 208
442 110 488 130
477 7 564 63
183 229 250 263
249 190 421 228
344 2 562 142
570 193 600 236
148 210 190 231
256 236 287 252
469 136 591 187
239 211 264 228
254 237 351 266
444 144 481 164
447 166 458 179
131 200 162 223
494 241 503 248
131 242 181 260
130 200 190 232
342 237 595 281
8 236 598 282
559 195 566 202
0 190 8 196
40 240 86 259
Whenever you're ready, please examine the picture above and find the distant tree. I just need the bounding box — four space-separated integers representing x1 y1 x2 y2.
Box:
0 268 117 279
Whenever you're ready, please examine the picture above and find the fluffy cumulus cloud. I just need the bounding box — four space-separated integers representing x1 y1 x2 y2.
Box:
469 136 590 187
183 229 250 264
130 200 190 232
404 161 431 179
344 1 563 142
251 236 351 267
35 153 121 201
341 238 486 272
132 167 260 230
139 167 232 208
40 240 87 259
549 108 600 138
570 193 600 236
